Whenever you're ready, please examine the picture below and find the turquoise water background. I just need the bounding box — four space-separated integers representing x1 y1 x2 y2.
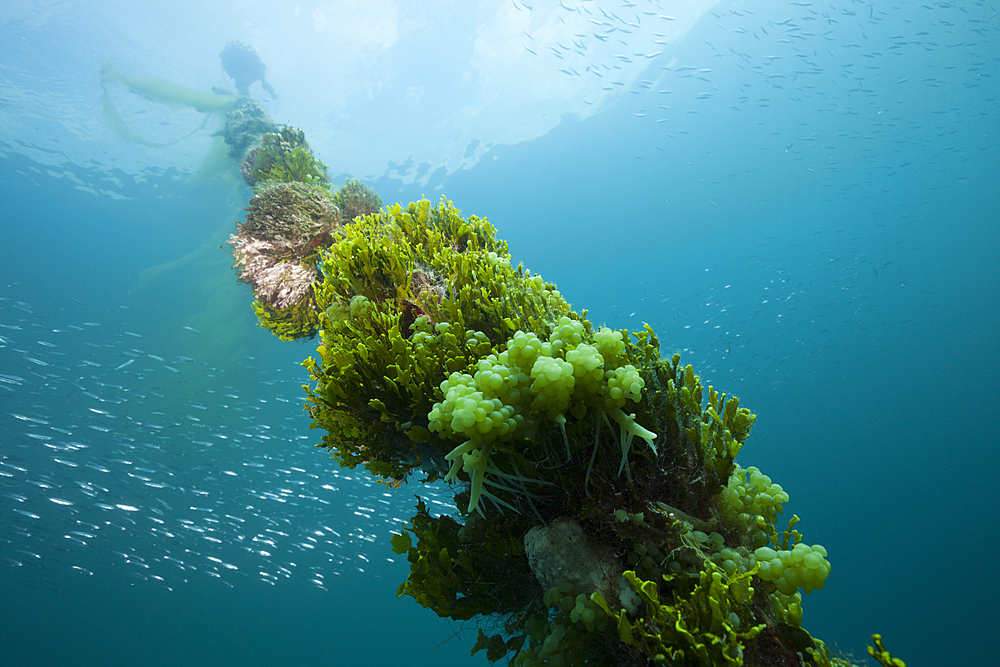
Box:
2 2 998 665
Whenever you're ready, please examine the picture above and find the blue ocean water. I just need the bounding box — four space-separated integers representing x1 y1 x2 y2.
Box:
1 2 997 666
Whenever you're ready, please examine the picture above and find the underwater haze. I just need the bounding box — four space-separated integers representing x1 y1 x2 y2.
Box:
1 1 998 666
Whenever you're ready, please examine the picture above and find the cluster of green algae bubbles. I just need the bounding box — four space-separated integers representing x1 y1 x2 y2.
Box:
219 111 904 666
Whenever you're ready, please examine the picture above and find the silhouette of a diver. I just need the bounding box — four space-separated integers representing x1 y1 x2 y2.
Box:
220 41 277 99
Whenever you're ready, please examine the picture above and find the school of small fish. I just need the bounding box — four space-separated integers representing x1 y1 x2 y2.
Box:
0 293 455 593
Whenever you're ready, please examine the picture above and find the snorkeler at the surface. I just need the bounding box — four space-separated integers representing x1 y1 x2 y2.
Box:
220 40 277 99
100 40 276 150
